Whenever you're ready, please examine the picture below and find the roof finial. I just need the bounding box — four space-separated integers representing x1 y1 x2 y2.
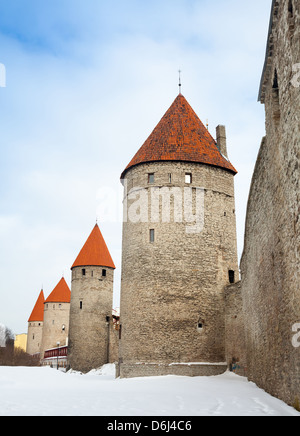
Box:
178 69 182 94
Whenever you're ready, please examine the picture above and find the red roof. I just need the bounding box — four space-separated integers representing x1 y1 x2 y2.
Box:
121 94 237 178
45 278 71 304
71 224 116 270
28 290 45 322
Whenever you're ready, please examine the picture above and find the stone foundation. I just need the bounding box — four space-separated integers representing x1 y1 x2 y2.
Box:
119 362 228 378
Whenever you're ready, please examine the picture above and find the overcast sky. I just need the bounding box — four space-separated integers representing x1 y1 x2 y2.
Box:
0 0 272 334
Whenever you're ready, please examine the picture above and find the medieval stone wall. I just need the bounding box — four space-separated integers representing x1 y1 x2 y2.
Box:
241 0 300 408
224 281 247 376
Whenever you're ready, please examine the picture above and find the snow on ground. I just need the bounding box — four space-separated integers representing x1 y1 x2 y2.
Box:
0 365 299 416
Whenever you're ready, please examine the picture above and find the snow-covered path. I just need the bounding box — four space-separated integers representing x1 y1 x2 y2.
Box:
0 366 298 416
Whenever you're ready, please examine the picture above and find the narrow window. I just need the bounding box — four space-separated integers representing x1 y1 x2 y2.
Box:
80 301 83 310
197 318 204 332
229 270 235 284
148 173 155 184
272 69 280 123
168 173 172 183
288 0 295 38
82 268 86 276
150 229 155 243
288 0 294 16
91 270 94 277
185 173 192 184
62 325 65 332
102 269 107 277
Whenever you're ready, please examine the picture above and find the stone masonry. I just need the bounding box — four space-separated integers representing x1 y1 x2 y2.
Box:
240 0 300 409
68 265 115 373
119 93 239 378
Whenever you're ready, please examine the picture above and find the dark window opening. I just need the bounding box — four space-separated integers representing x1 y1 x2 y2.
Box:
82 268 86 276
229 270 235 284
102 269 107 277
80 301 83 310
288 0 294 17
148 173 155 184
197 318 204 332
272 69 280 123
288 0 295 38
150 229 155 243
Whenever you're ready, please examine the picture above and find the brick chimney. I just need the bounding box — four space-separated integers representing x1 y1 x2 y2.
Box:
216 125 228 158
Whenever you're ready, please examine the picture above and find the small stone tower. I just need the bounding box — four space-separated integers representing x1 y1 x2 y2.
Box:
40 278 71 361
68 224 116 373
119 93 239 378
26 290 45 356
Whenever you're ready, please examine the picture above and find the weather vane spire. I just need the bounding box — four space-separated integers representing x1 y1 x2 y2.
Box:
178 69 182 94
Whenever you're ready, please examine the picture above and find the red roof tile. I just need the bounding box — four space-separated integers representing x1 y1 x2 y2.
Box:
45 278 71 304
28 290 45 322
71 224 116 270
121 94 237 178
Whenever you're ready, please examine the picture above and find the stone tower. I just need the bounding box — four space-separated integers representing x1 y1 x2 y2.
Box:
26 290 45 356
241 0 300 408
119 93 239 378
68 224 116 373
40 278 71 361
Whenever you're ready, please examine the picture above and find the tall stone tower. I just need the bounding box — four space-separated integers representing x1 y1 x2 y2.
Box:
68 224 116 373
40 278 71 361
26 290 45 356
119 93 239 378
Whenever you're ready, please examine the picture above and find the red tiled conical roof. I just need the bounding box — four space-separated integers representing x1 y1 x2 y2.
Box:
71 224 116 270
121 94 237 178
28 290 45 322
45 278 71 304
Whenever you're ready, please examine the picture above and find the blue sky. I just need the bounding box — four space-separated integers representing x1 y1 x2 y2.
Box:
0 0 272 333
